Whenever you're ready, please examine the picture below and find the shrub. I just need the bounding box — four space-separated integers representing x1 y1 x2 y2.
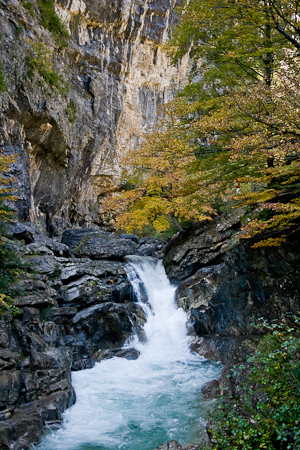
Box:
21 0 35 16
0 64 6 92
15 23 23 38
66 99 78 123
37 0 70 48
209 316 300 450
0 293 19 316
25 40 70 95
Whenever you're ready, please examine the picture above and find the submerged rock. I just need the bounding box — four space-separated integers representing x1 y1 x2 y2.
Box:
94 347 140 362
154 441 202 450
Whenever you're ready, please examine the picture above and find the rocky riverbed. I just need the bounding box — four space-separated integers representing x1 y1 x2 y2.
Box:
0 213 300 450
0 223 167 449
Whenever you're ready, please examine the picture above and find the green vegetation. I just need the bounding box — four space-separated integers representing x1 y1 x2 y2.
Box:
0 64 6 92
66 99 78 123
0 154 20 316
21 0 35 16
37 0 70 48
15 23 23 38
0 239 20 317
25 40 70 95
103 0 300 246
209 317 300 450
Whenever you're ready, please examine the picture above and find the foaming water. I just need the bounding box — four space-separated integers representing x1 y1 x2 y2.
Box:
36 256 221 450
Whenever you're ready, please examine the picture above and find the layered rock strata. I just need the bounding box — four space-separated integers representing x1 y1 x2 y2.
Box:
0 0 188 230
165 213 300 420
0 224 159 449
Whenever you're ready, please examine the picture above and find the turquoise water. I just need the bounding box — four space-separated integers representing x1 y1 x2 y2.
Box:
36 257 221 450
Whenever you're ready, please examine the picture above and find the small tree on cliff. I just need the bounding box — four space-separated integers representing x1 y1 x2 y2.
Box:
0 153 16 220
0 152 19 315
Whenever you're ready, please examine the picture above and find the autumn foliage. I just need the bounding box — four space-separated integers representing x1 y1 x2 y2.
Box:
0 153 16 220
103 0 300 245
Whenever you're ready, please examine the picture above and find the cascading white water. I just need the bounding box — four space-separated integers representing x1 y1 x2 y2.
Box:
36 256 221 450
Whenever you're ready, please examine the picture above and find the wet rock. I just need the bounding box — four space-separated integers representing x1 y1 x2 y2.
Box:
24 255 60 275
11 222 40 244
94 347 140 362
61 229 138 260
10 222 70 256
164 210 244 283
176 236 300 337
0 349 19 370
45 306 77 324
120 233 139 243
154 441 183 450
0 371 22 410
0 322 11 349
201 379 220 399
14 294 57 309
0 386 75 450
0 407 44 450
72 302 140 350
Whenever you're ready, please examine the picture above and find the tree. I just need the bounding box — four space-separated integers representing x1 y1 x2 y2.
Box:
103 0 300 244
102 100 216 233
0 153 16 220
0 152 19 316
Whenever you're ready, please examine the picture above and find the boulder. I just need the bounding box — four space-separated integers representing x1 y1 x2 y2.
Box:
201 379 220 399
94 347 140 362
10 222 69 256
176 237 300 337
24 255 60 275
154 441 183 450
163 210 244 283
61 229 138 260
0 371 22 409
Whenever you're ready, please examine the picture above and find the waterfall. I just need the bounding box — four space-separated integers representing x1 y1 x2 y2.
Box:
125 256 191 363
36 256 221 450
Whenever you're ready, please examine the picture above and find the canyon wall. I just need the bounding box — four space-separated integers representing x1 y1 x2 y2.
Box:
0 0 188 231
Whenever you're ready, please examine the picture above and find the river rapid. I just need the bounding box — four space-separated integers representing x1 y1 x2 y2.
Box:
36 256 221 450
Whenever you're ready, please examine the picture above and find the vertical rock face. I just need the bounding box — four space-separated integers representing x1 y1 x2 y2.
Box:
0 0 188 230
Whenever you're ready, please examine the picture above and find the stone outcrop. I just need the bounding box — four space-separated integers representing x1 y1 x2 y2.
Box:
0 224 148 449
163 209 244 283
159 215 300 449
175 233 300 338
154 441 203 450
0 0 189 231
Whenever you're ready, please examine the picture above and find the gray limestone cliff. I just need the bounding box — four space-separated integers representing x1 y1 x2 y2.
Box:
0 0 188 231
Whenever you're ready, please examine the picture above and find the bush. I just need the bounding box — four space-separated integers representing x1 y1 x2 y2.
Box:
0 225 21 317
66 99 78 123
0 64 6 92
209 316 300 450
25 40 70 95
21 0 35 16
37 0 70 48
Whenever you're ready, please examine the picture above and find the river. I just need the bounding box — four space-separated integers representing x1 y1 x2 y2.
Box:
36 256 221 450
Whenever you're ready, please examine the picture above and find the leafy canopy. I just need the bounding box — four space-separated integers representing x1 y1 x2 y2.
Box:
103 0 300 244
